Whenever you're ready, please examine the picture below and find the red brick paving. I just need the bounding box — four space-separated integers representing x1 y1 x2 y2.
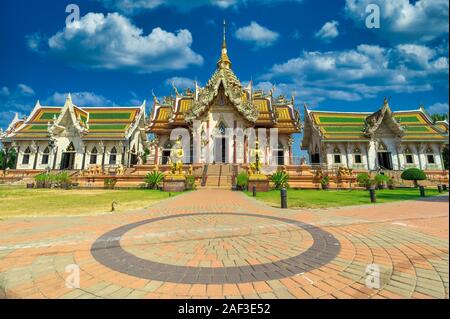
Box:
0 190 448 299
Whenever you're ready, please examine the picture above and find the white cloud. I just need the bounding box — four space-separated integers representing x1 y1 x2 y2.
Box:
427 102 449 115
97 0 303 14
27 12 203 73
345 0 449 43
165 77 196 89
262 43 448 103
315 21 339 42
17 84 35 96
235 22 279 48
44 92 114 106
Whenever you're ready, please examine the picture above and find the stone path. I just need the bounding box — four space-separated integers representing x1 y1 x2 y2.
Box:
0 190 448 299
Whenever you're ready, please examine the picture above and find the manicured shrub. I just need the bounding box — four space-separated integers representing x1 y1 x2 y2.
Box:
236 172 249 190
186 175 196 190
271 171 289 190
144 171 164 189
401 168 426 187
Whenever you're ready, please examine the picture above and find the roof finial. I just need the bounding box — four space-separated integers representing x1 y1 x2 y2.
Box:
217 19 231 69
223 19 227 49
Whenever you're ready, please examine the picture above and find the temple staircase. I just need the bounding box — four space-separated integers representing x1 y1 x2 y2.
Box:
199 164 233 189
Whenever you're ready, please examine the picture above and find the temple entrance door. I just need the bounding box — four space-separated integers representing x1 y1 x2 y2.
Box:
377 152 393 170
130 154 138 166
214 137 226 163
60 152 75 170
311 154 320 164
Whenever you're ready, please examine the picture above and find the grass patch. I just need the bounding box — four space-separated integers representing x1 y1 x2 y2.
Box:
0 186 179 218
245 188 443 209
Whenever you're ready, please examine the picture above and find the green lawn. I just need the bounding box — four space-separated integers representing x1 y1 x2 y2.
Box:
0 186 179 218
245 188 444 209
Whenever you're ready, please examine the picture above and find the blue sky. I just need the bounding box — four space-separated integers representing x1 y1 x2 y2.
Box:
0 0 448 157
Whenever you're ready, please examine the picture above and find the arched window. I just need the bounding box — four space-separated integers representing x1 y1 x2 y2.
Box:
404 147 414 164
353 147 362 164
109 147 117 165
22 147 31 165
162 141 172 165
333 147 341 164
89 147 98 165
217 122 226 136
41 147 50 165
66 142 75 152
426 147 435 164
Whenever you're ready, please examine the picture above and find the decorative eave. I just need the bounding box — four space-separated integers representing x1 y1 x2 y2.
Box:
364 98 404 138
51 94 89 136
185 67 259 123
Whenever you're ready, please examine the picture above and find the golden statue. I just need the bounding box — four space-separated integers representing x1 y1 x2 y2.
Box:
249 140 263 175
169 136 185 175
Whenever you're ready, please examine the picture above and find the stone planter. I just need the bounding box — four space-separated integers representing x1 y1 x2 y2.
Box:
248 177 270 192
163 175 186 192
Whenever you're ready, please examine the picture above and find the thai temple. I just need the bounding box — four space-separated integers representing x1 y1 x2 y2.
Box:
148 22 301 166
303 100 449 171
0 23 448 188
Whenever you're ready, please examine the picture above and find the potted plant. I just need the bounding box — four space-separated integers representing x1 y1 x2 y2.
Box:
401 168 427 188
144 171 164 189
236 172 249 191
387 179 395 190
271 171 289 190
104 178 117 189
185 175 196 190
320 175 330 190
375 174 390 190
56 172 71 189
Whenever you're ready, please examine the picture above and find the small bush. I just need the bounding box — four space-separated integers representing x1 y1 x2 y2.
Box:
186 175 196 190
401 168 426 187
104 178 117 189
145 171 164 189
271 171 289 190
320 175 330 189
356 173 370 187
236 172 249 190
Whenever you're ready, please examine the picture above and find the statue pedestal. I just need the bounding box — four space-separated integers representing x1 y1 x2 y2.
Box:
163 175 186 192
248 175 270 192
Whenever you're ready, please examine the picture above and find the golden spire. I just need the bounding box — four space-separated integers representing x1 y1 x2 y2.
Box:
218 19 231 69
222 19 227 49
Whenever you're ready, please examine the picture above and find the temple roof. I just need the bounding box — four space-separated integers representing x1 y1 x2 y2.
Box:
302 101 449 148
1 95 145 141
147 22 301 134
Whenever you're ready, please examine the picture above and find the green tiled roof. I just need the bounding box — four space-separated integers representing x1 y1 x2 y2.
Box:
309 110 448 142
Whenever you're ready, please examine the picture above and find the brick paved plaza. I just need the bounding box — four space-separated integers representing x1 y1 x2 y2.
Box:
0 190 448 299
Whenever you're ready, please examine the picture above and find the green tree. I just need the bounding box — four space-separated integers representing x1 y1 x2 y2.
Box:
430 113 448 122
0 148 17 170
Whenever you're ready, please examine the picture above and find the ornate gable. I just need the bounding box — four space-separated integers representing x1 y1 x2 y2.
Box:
364 98 404 138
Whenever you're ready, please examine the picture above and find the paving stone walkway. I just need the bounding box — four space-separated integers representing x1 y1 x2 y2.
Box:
0 190 448 299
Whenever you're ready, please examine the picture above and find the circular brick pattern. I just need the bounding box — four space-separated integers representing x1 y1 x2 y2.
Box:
121 214 314 267
91 213 341 284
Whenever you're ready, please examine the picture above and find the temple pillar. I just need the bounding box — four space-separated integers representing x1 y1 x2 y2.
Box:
154 145 159 165
14 146 20 169
233 120 237 164
52 147 58 170
244 135 248 164
82 146 87 170
33 146 39 170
